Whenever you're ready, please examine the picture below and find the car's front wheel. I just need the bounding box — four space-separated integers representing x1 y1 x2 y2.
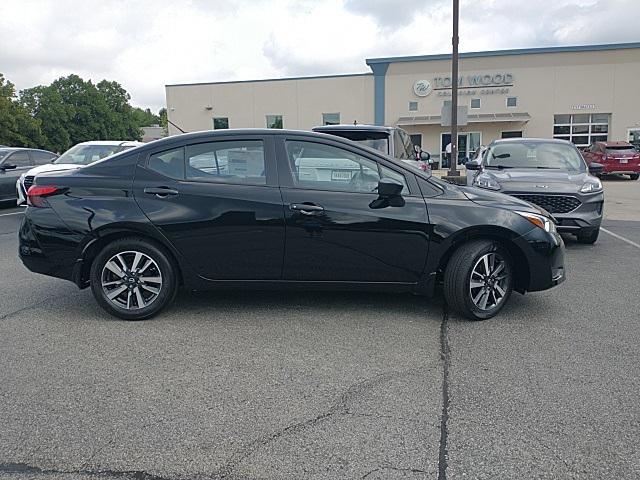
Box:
444 240 514 321
90 238 178 320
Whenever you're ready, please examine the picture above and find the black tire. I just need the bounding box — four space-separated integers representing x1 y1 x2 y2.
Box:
630 173 639 181
90 237 178 320
576 228 600 245
443 240 514 321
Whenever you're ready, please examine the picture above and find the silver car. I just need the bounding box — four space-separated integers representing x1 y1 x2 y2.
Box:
466 138 605 244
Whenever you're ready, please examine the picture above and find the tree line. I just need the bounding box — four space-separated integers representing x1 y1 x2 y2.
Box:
0 73 167 153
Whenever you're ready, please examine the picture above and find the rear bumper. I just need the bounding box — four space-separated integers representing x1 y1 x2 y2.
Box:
19 208 80 283
601 162 640 174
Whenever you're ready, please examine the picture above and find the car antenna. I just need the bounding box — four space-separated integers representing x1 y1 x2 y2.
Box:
167 119 187 134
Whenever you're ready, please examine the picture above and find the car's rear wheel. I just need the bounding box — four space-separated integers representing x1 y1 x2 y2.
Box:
444 240 514 321
576 227 600 244
630 173 639 181
90 238 178 320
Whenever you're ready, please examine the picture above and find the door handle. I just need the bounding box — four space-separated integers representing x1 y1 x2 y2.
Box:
144 187 179 197
289 203 324 215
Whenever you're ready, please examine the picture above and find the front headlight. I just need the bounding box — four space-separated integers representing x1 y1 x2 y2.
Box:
580 178 602 193
474 173 501 191
515 210 557 233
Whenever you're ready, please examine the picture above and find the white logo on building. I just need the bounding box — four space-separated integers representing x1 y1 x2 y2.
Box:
413 80 432 97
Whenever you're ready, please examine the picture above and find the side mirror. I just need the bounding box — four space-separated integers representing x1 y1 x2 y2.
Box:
588 162 604 176
0 163 17 171
420 151 431 161
465 161 482 171
377 177 404 197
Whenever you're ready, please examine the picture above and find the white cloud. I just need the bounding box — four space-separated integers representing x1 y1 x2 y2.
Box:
0 0 638 112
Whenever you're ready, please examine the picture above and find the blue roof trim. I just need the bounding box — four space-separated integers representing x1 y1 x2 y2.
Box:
166 72 371 88
365 42 640 65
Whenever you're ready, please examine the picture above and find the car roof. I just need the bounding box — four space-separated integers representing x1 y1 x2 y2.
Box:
489 137 574 146
74 140 145 147
312 124 397 133
596 140 633 147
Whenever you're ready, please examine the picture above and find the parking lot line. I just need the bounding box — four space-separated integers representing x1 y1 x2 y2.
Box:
601 227 640 250
0 211 23 217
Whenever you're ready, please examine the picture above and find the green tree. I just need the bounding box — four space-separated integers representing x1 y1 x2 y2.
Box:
20 85 71 152
0 74 43 147
131 107 160 127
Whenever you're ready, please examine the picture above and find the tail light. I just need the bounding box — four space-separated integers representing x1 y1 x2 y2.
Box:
27 185 64 208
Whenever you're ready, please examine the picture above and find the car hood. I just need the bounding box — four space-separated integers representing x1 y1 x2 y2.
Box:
459 185 550 216
482 168 589 194
24 163 82 177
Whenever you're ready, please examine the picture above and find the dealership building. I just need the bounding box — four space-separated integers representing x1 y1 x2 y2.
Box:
166 42 640 162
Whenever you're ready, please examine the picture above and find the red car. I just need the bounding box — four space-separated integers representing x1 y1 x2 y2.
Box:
582 141 640 180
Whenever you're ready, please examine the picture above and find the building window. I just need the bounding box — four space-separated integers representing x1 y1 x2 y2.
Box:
213 117 229 129
322 113 340 125
410 134 422 148
470 98 481 109
408 101 418 112
506 97 517 107
553 113 610 147
266 115 283 129
502 131 523 138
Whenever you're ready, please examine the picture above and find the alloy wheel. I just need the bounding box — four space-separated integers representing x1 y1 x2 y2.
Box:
469 252 510 311
100 250 163 310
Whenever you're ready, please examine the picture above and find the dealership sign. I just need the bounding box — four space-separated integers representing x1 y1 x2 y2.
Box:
433 73 515 89
413 80 432 97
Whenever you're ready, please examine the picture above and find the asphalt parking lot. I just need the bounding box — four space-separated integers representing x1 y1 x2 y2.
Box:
1 179 638 480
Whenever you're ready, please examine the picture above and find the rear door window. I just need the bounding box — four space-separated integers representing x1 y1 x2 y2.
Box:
186 140 266 185
32 150 57 165
148 147 185 179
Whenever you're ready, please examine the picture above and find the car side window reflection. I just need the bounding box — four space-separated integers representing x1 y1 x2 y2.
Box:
286 140 407 194
148 147 185 179
186 140 266 185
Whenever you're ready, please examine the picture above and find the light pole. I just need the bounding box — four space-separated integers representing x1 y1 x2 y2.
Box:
449 0 460 176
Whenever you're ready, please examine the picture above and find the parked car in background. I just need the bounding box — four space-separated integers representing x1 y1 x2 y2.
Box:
20 129 564 321
466 138 604 244
312 124 431 168
0 147 58 203
17 140 144 204
581 141 640 180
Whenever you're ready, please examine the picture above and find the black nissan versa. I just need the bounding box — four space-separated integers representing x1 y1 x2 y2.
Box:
19 129 565 321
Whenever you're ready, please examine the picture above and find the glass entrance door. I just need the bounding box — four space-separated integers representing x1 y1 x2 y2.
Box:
440 132 482 167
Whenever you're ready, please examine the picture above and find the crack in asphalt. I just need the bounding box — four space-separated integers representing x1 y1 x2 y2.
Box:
0 295 69 321
218 369 420 479
0 462 171 479
437 305 451 480
361 465 428 478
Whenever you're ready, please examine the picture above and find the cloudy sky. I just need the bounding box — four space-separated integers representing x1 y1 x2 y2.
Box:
1 0 638 112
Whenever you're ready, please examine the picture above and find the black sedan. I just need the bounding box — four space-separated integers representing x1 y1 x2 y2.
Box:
0 147 57 202
19 129 565 321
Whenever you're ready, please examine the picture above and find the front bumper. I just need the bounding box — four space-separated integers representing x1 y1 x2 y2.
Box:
515 227 566 292
553 191 604 233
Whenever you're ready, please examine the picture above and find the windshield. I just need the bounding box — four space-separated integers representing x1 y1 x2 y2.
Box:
319 130 390 155
54 144 129 165
485 141 586 171
0 149 10 161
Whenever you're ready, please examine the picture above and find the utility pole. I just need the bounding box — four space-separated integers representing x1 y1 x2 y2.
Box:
449 0 460 176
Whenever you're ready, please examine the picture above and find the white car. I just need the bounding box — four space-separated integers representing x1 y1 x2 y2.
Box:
17 140 143 204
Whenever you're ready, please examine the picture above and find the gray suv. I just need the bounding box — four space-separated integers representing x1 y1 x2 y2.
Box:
466 138 604 244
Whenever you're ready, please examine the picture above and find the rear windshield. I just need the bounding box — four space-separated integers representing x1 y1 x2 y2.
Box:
54 144 130 165
485 141 586 172
605 146 636 153
317 130 390 155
